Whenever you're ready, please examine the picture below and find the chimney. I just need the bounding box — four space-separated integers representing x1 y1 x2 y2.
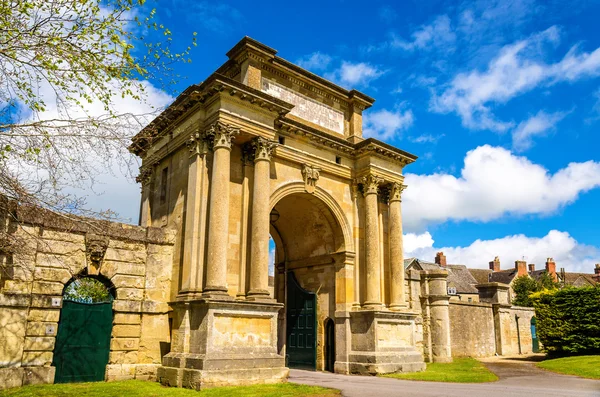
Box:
545 258 557 282
489 256 500 272
435 252 447 267
515 260 527 277
593 264 600 282
528 264 535 273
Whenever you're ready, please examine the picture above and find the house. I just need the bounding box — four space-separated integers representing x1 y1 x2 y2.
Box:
405 253 481 303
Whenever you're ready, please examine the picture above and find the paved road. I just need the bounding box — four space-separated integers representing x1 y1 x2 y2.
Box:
289 357 600 397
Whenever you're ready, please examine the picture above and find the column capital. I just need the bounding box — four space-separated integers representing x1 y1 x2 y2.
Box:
389 182 407 203
251 136 277 162
357 174 384 196
135 167 153 187
206 121 239 150
187 130 210 157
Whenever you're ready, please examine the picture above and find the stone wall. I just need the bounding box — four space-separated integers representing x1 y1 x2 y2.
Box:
0 202 175 389
449 302 496 357
448 300 535 358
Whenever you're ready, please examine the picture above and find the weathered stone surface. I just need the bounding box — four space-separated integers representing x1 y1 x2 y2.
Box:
111 275 145 289
109 350 139 364
33 267 72 284
113 299 142 313
21 351 53 367
21 366 56 386
35 252 85 275
28 309 60 322
113 313 141 325
26 321 58 337
0 307 27 367
105 247 146 264
0 368 23 390
23 336 55 351
30 295 62 309
2 280 33 294
116 287 144 301
32 281 64 295
110 338 140 351
113 324 141 338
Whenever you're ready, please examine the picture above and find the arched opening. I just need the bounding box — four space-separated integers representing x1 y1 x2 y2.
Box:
52 275 114 383
270 190 348 371
324 317 335 372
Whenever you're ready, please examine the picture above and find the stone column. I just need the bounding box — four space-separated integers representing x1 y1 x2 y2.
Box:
247 137 276 300
179 131 210 297
427 271 452 363
389 182 407 310
203 122 239 297
136 167 152 227
361 174 383 309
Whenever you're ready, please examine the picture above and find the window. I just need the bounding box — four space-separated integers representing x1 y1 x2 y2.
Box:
447 287 457 295
468 297 473 303
335 155 342 164
160 167 168 205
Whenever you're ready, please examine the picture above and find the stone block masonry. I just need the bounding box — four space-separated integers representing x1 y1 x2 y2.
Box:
0 199 175 389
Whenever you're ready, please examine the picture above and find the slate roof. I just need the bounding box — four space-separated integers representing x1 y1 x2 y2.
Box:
560 272 596 286
469 268 493 284
446 264 480 294
488 269 519 284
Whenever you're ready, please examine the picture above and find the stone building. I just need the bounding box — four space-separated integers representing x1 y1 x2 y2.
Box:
0 37 540 391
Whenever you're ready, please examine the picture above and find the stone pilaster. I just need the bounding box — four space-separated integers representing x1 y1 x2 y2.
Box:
179 131 211 298
424 271 452 363
360 174 384 309
203 122 239 298
247 137 276 300
136 167 153 227
389 182 407 310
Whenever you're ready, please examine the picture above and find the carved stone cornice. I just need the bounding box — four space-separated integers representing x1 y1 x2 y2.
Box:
302 164 321 194
389 182 407 203
251 137 277 162
357 174 384 196
206 121 239 150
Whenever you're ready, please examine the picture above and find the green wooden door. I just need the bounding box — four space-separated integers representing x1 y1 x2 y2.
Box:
53 300 113 383
531 317 540 353
286 272 317 370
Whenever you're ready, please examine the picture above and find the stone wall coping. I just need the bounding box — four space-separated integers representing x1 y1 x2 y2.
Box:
3 197 175 245
449 300 493 309
475 282 510 290
422 270 449 278
509 306 536 312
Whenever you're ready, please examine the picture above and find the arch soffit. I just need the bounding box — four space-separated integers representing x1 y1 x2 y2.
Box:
269 182 354 254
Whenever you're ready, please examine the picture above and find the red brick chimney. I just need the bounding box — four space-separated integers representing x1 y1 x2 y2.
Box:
545 258 557 282
435 252 447 267
515 260 528 277
593 264 600 283
528 264 535 273
489 256 500 272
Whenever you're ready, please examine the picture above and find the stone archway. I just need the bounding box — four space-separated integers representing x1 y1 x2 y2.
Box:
269 187 350 371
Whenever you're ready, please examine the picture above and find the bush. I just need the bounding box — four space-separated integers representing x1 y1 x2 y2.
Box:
531 286 600 355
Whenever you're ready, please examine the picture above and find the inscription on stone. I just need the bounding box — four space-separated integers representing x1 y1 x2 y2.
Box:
262 78 344 134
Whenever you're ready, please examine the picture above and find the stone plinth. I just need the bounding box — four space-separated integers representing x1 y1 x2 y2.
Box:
157 299 287 390
335 310 425 375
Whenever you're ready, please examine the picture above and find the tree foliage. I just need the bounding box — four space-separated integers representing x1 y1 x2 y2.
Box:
64 277 112 303
531 286 600 356
512 272 560 307
0 0 195 217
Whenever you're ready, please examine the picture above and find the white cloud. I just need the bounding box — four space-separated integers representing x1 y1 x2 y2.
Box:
403 145 600 230
391 15 456 52
410 133 444 144
512 110 568 151
326 61 384 87
431 26 600 131
296 52 332 71
363 108 414 141
404 230 599 273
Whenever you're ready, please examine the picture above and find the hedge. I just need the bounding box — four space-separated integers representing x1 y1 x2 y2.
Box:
531 286 600 355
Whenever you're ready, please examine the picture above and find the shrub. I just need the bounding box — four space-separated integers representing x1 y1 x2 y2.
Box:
531 286 600 355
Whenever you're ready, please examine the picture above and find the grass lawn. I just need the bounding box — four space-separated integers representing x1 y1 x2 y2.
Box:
0 380 340 397
382 357 498 383
536 355 600 379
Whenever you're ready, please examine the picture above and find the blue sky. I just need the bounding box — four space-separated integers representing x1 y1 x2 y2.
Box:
85 0 600 272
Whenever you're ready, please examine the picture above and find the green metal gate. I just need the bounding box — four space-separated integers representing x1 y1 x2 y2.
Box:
531 317 540 353
286 272 317 370
52 300 113 383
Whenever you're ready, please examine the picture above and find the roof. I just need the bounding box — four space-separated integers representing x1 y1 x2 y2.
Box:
446 264 480 294
489 269 519 284
560 272 596 286
469 268 493 284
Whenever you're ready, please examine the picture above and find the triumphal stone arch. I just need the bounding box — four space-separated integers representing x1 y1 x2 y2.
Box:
130 37 432 389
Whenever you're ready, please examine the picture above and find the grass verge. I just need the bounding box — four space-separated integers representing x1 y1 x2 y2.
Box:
536 355 600 379
0 380 340 397
382 357 498 383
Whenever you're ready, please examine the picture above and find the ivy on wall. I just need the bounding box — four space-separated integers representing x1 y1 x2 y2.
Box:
531 286 600 355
